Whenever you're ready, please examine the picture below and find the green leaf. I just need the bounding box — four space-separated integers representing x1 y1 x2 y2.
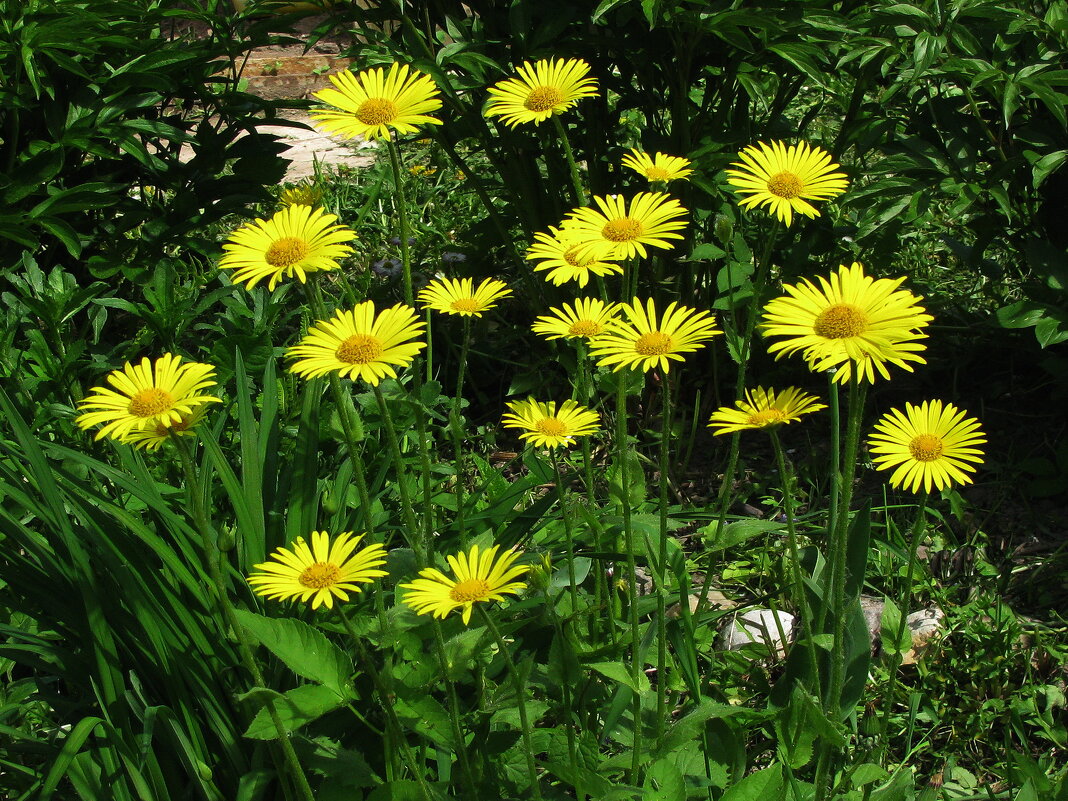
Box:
232 609 352 697
243 684 346 739
643 757 686 799
588 660 650 694
608 450 646 507
719 764 783 801
880 598 911 656
701 518 783 550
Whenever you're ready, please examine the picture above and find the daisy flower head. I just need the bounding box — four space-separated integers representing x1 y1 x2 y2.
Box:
121 405 211 451
761 262 933 384
501 398 601 449
868 400 986 494
287 301 426 385
484 57 598 128
621 149 694 183
707 387 827 436
311 62 443 141
531 297 619 341
726 140 849 226
525 226 622 287
247 531 388 610
418 277 511 317
279 183 323 208
219 205 356 291
589 297 720 373
563 192 688 260
400 544 529 625
76 354 221 443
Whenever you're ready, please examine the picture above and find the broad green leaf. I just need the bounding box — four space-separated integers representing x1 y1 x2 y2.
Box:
232 609 352 697
720 764 784 801
588 660 650 694
243 684 346 739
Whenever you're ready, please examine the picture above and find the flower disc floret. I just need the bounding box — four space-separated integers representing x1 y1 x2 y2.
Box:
707 386 827 436
726 140 849 226
311 62 443 141
485 58 598 128
400 544 528 625
287 301 426 385
76 354 221 443
621 149 694 183
589 297 720 373
418 277 511 317
501 398 601 449
247 531 388 609
868 400 986 493
761 262 933 384
220 204 356 291
563 192 688 260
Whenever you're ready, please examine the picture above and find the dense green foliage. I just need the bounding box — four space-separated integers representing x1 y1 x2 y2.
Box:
1 1 1066 800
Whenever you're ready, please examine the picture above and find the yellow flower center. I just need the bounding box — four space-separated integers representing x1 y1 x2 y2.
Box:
450 297 480 313
813 303 869 339
298 562 342 589
602 217 644 242
449 578 491 603
356 97 398 126
767 171 804 199
908 434 944 462
569 320 602 337
524 85 563 112
644 167 671 181
265 237 311 268
128 388 174 418
748 409 786 427
634 331 673 355
535 417 568 437
336 334 385 364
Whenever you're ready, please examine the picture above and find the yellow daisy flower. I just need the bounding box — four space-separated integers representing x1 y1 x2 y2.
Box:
868 400 986 493
563 192 688 260
279 183 323 208
531 298 619 341
725 140 849 227
75 354 220 443
418 277 511 317
501 398 601 449
525 226 622 287
311 62 443 141
121 405 211 451
761 262 933 384
247 531 388 610
400 543 529 625
219 205 356 291
621 149 694 183
707 386 827 436
287 301 426 385
589 297 720 373
484 57 598 128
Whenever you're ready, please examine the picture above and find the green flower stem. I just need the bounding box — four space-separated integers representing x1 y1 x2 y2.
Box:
372 384 426 563
336 606 433 800
477 607 543 800
655 372 672 745
548 449 581 616
573 340 599 499
431 619 478 793
552 115 586 206
698 219 779 618
385 136 415 307
875 490 930 764
769 430 818 684
616 371 644 781
451 319 472 540
174 438 316 801
814 374 866 801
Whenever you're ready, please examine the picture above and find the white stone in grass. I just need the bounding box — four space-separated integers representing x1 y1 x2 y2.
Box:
717 609 796 658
